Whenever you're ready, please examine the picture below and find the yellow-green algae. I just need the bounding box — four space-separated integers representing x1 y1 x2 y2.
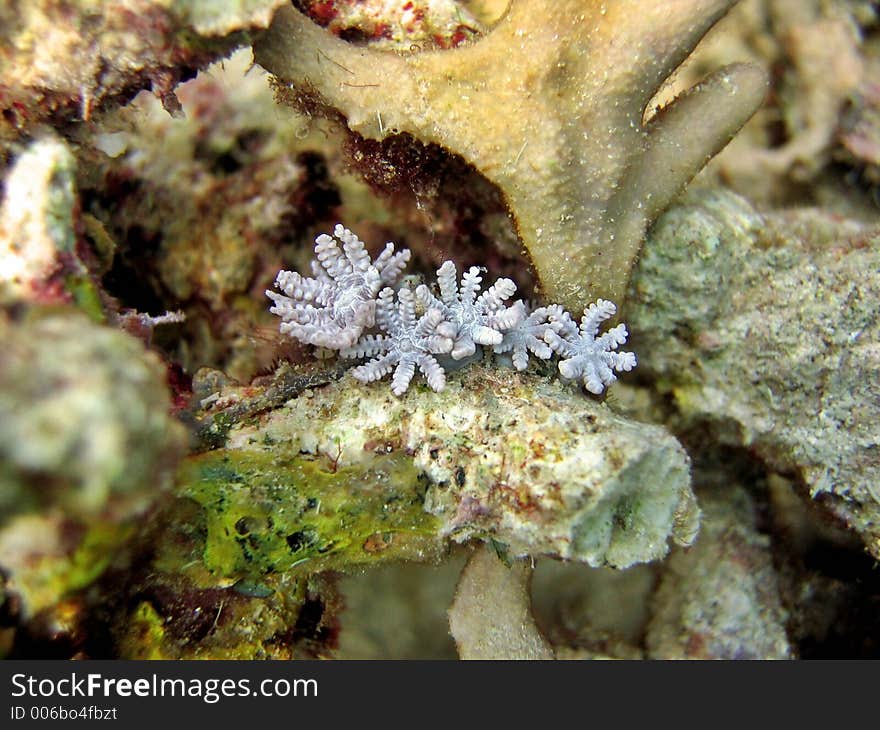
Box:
0 519 133 620
180 449 444 579
123 602 169 661
102 493 341 659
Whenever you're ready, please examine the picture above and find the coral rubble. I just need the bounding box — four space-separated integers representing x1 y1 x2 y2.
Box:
207 362 698 569
0 0 287 142
647 485 792 659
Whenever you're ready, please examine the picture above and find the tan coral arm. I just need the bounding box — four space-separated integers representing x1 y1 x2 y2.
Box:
448 545 554 660
608 63 769 275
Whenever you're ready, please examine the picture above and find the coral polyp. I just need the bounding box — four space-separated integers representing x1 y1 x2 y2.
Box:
342 287 453 395
544 299 637 395
266 224 411 349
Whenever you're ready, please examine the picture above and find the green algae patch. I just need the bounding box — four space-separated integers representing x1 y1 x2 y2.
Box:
64 274 106 324
180 449 444 579
123 602 169 661
2 520 133 621
102 494 338 659
65 524 133 594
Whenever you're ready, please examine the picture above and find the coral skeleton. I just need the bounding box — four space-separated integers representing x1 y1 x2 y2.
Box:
265 224 410 349
341 287 453 396
269 225 637 396
544 300 637 395
415 261 522 360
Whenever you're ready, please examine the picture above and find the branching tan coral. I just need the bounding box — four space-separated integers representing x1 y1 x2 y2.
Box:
255 0 767 309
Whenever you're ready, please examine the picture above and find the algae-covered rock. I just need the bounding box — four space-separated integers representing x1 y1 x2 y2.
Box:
0 307 185 641
0 309 186 521
179 449 444 578
0 513 132 630
0 135 110 321
205 362 697 569
629 187 880 557
646 484 792 659
90 495 341 659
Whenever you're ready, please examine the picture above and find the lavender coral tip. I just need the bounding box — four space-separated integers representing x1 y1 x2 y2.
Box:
416 260 522 360
544 299 637 395
266 224 411 349
341 287 453 396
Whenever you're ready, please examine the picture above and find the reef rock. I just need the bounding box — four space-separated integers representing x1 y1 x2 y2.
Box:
0 309 185 522
205 362 698 569
647 484 792 659
629 187 880 558
0 0 288 141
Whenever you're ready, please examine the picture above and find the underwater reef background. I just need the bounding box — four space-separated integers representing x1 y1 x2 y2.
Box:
0 0 878 660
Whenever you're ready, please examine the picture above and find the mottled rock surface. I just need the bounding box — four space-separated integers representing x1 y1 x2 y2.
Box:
630 188 880 557
646 485 792 659
0 310 185 522
215 362 698 568
0 137 77 301
0 0 287 142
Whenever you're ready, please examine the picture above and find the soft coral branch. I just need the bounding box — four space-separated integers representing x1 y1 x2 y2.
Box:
256 0 766 310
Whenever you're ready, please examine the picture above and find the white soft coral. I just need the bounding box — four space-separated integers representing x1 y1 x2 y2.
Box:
544 299 637 394
267 224 638 396
341 287 453 396
266 224 410 349
416 260 522 360
493 301 569 371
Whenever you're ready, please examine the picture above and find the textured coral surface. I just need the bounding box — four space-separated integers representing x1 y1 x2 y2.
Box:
256 0 767 307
